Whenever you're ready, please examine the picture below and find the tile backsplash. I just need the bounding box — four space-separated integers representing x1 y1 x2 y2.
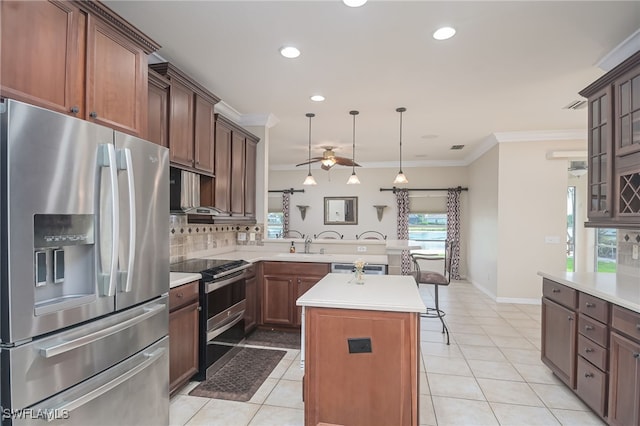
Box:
169 215 264 263
617 230 640 277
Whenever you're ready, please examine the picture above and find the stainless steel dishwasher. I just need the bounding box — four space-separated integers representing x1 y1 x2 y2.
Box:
330 263 387 275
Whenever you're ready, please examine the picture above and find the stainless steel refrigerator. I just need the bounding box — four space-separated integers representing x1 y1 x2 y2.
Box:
0 100 170 425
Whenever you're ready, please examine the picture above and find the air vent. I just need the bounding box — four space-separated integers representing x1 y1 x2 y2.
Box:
563 100 587 110
450 145 465 150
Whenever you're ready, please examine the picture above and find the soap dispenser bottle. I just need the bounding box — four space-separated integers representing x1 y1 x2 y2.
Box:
289 241 296 253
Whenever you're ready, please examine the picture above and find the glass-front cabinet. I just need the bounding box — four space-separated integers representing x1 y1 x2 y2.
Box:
581 51 640 227
588 86 613 219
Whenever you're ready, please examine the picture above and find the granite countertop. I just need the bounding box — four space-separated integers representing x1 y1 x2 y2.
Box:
296 273 427 313
538 271 640 313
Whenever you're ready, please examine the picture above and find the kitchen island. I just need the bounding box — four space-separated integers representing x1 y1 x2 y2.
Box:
297 273 426 426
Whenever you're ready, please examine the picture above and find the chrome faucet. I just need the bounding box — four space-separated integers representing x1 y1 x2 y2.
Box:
304 236 312 254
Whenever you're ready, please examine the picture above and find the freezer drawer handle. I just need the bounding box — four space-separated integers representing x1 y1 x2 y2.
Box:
40 347 165 421
117 148 136 293
40 304 165 358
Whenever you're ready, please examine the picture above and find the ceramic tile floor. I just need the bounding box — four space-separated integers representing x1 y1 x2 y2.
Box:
170 281 606 426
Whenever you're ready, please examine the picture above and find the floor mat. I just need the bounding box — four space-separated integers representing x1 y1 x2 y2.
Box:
244 328 301 349
189 347 286 401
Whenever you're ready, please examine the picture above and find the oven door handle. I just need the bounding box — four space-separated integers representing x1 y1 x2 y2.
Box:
206 271 247 293
207 310 245 341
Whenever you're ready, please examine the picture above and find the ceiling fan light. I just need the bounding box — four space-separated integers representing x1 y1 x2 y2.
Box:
321 158 336 167
347 171 361 185
303 172 317 185
394 171 408 184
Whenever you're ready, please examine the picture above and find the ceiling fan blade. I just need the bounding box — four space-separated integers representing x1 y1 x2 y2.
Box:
333 157 361 167
295 157 324 167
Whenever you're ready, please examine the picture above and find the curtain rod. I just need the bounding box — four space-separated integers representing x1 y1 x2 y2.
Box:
380 186 468 193
268 188 305 194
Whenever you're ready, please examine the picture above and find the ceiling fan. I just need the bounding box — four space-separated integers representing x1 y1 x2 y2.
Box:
296 146 361 171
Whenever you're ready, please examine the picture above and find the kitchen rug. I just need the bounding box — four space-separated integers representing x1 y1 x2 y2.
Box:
244 328 301 349
189 347 286 402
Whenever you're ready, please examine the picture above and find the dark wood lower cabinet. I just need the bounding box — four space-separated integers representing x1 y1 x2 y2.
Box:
261 262 330 328
576 355 608 418
608 331 640 426
169 281 199 396
244 265 258 334
541 297 577 388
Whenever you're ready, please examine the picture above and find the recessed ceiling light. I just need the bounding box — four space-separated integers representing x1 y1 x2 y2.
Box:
280 46 300 59
310 95 325 102
343 0 367 7
433 27 456 41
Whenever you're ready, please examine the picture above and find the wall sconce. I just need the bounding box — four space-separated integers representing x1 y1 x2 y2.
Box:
373 205 387 222
297 205 309 220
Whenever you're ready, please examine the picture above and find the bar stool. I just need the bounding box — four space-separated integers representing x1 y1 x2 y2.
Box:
410 241 454 345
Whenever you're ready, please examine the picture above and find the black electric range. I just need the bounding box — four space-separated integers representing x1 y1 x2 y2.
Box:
170 258 250 281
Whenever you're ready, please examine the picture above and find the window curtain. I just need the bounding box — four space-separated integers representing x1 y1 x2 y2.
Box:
282 192 290 238
446 187 462 280
395 188 411 275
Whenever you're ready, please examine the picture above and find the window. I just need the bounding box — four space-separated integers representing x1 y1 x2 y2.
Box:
408 213 447 255
595 228 616 273
267 212 284 239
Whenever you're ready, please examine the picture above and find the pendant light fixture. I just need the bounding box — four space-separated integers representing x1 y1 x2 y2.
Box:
393 107 408 184
347 110 361 185
303 113 317 185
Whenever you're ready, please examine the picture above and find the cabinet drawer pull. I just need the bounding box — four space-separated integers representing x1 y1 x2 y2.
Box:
603 209 609 214
552 288 561 293
568 316 574 321
636 324 640 330
584 325 594 331
89 111 98 118
70 106 79 114
584 372 594 378
585 348 594 353
634 353 640 359
585 302 596 308
177 292 183 298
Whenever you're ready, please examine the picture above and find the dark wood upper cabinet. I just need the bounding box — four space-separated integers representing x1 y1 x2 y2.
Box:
581 51 640 227
1 0 159 138
149 62 220 176
147 70 169 148
213 114 260 220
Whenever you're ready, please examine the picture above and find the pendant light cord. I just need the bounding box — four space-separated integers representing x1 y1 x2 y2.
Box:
397 107 405 173
306 113 315 174
352 111 357 173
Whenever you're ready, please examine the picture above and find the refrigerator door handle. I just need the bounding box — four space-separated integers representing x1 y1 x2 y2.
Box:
117 148 136 293
39 303 165 358
38 347 165 419
97 144 119 297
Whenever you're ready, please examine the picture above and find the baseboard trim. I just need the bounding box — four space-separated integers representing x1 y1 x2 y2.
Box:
471 280 497 301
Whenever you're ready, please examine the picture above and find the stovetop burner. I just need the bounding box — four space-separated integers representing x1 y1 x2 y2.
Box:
170 258 249 280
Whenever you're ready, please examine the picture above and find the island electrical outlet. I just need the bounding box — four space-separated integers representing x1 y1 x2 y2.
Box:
348 338 372 353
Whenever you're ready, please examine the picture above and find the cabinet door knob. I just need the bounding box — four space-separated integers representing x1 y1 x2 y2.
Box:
585 348 594 353
552 288 561 293
603 209 609 214
177 292 183 298
584 372 594 378
568 316 574 321
633 353 640 359
585 325 594 331
70 106 79 114
636 324 640 330
585 302 596 308
89 111 98 118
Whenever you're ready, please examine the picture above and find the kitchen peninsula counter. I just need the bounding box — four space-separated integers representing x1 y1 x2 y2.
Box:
297 273 425 426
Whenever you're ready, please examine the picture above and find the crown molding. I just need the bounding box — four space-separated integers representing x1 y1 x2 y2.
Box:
597 29 640 72
213 101 242 124
464 134 499 165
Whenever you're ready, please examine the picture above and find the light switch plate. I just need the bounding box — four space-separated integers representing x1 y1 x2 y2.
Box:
544 236 560 244
249 233 256 241
237 232 247 241
633 244 639 260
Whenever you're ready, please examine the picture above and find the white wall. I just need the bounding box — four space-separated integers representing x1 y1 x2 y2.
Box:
569 173 594 272
468 144 500 299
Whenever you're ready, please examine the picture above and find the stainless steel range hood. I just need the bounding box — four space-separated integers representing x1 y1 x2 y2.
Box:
170 168 221 215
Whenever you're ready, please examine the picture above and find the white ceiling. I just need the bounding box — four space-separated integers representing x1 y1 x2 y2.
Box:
106 1 640 170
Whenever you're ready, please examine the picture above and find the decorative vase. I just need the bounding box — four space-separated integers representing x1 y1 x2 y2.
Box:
354 268 365 284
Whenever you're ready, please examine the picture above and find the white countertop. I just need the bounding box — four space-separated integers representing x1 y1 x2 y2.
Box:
538 271 640 313
169 272 201 289
296 273 427 313
200 250 388 265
